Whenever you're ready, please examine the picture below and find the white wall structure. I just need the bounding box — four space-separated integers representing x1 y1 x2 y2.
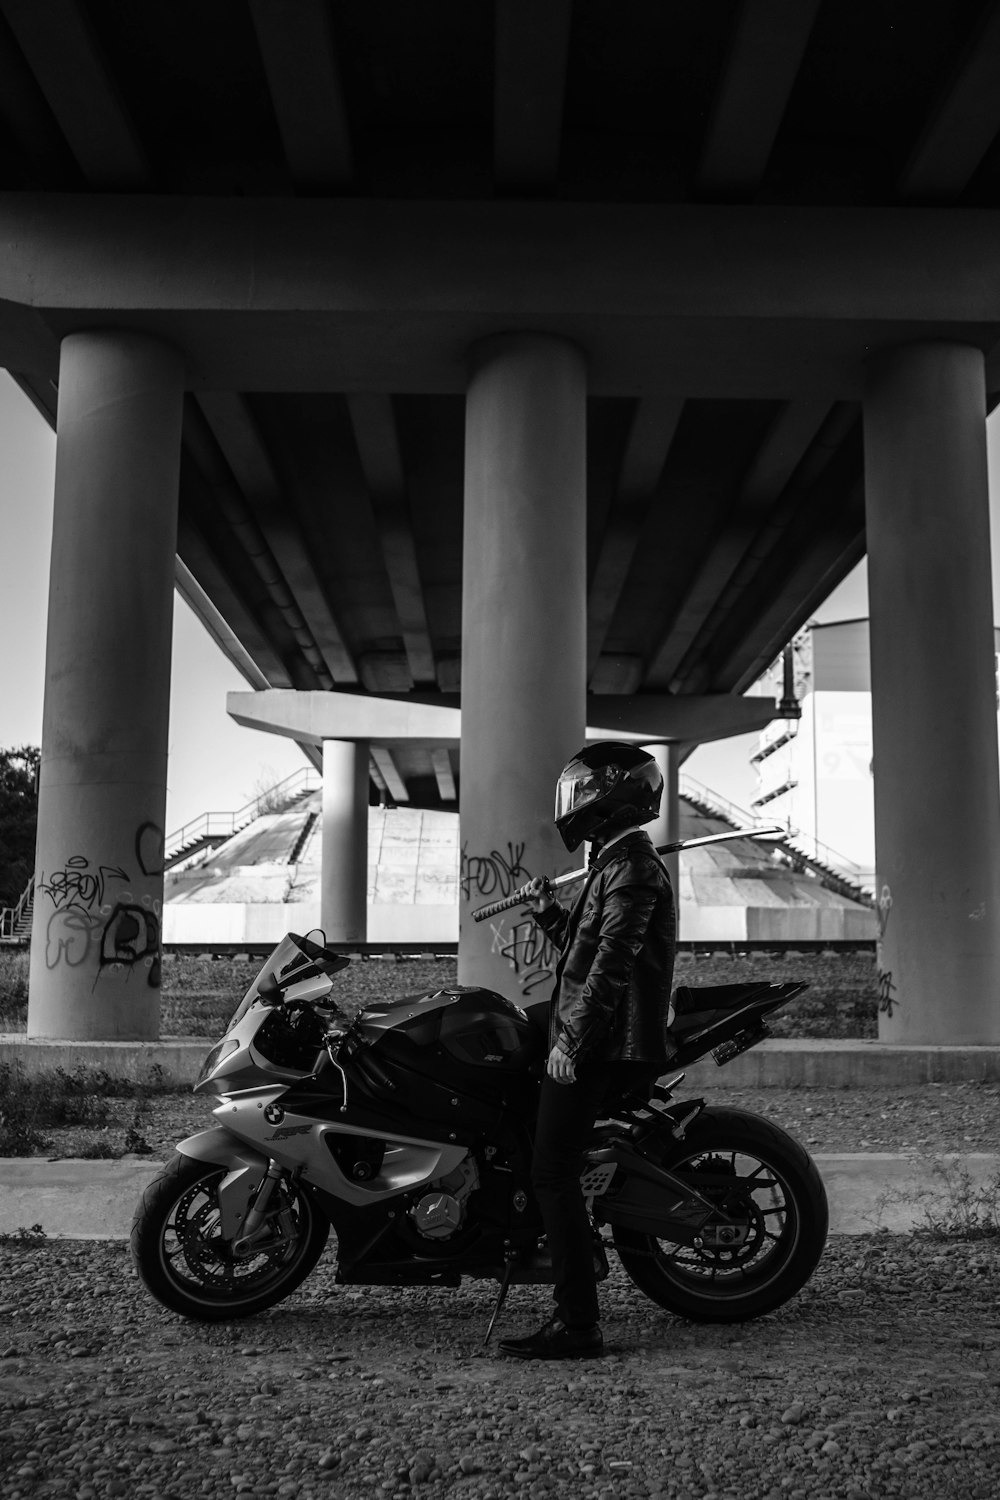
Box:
752 622 875 890
162 793 875 962
164 803 461 945
753 618 1000 904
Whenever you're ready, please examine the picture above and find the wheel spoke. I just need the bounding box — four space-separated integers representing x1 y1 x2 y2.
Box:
745 1168 779 1189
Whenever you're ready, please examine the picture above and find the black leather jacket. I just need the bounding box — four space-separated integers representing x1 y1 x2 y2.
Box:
533 829 676 1066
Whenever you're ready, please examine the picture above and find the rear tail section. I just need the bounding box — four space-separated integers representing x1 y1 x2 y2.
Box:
668 981 808 1069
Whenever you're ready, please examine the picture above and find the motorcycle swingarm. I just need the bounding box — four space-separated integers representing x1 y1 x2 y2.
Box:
175 1127 273 1241
586 1141 722 1245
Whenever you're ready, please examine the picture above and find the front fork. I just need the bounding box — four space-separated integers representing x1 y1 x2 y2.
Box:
231 1161 294 1258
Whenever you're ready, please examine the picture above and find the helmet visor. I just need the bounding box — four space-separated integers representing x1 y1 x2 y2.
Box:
555 763 622 823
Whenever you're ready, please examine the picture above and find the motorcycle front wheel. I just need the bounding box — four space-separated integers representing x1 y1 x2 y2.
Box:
131 1154 330 1321
612 1106 828 1323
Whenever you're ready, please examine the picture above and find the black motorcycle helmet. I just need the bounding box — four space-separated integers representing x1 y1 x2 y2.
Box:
554 741 663 852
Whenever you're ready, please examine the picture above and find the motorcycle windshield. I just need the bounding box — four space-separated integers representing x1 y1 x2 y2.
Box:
224 931 350 1033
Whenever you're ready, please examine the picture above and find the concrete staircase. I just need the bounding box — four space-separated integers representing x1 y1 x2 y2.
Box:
679 775 874 908
0 878 34 946
163 767 321 868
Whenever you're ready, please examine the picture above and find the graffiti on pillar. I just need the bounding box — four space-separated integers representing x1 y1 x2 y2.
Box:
37 856 130 914
460 840 557 993
489 914 557 995
100 901 162 988
875 883 898 1019
40 855 129 972
135 821 165 877
37 838 162 989
460 841 531 901
45 907 103 969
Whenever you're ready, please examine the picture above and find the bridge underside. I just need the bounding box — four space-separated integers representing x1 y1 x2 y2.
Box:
3 1 1000 1041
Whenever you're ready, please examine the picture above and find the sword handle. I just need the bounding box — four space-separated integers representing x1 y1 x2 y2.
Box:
471 885 538 924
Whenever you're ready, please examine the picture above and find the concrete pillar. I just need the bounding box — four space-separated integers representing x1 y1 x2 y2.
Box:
459 334 587 999
644 742 681 933
321 739 369 943
863 341 1000 1043
28 331 184 1040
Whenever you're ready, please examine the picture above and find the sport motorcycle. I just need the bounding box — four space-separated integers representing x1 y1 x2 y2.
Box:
131 929 829 1336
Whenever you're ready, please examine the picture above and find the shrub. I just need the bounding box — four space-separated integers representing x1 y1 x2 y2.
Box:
873 1153 1000 1240
0 1223 47 1246
0 949 28 1030
0 1060 175 1156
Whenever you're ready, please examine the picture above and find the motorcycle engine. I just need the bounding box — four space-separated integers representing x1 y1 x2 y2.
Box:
409 1157 480 1240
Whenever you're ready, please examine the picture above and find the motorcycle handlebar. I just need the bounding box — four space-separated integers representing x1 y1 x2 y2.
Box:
470 825 783 924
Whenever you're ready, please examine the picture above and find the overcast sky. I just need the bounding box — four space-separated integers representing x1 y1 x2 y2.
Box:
1 372 996 833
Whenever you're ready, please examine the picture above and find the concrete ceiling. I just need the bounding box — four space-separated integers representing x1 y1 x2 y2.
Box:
2 0 1000 807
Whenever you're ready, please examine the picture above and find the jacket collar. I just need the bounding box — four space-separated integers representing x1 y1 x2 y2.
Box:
588 828 654 874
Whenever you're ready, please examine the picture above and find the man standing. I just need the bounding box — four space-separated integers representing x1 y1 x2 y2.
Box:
499 742 677 1360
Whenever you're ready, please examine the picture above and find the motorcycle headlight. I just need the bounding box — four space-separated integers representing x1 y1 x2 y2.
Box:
196 1036 241 1086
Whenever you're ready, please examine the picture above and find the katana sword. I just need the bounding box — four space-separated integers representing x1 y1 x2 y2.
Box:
470 824 784 923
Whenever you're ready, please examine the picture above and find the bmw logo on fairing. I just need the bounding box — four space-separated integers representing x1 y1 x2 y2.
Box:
263 1103 285 1125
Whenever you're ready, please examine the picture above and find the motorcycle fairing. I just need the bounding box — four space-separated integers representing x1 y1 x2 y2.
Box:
177 1091 468 1207
174 1128 272 1240
342 1037 514 1143
354 986 539 1074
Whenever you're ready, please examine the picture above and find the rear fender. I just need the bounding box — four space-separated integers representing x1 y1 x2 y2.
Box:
176 1128 271 1241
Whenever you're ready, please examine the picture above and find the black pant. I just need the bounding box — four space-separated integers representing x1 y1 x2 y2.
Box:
530 1059 655 1327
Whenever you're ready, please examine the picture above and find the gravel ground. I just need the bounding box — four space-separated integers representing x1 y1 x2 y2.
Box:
2 1235 999 1500
34 1080 1000 1161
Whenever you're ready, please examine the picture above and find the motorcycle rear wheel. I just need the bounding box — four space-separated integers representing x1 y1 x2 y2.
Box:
612 1106 828 1323
131 1154 330 1321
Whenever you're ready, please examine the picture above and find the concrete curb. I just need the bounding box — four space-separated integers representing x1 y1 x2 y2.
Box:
677 1040 1000 1087
4 1034 1000 1087
0 1034 210 1085
2 1152 997 1241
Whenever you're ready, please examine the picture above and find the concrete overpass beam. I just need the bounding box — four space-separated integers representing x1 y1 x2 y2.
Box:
320 739 369 944
863 340 1000 1044
459 333 587 997
27 331 184 1040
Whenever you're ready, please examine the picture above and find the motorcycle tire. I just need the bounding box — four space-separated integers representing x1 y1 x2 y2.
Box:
130 1154 330 1322
612 1105 828 1323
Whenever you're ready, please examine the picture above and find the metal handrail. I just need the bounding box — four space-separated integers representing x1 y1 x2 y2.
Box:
0 876 34 941
164 767 321 862
679 773 871 896
782 828 869 881
678 774 760 829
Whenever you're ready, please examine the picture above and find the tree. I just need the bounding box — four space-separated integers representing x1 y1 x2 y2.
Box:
0 746 40 909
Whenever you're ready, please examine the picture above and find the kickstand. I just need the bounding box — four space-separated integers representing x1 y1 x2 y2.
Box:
481 1260 515 1349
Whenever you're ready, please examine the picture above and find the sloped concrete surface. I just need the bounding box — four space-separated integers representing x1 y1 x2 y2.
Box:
2 1151 997 1241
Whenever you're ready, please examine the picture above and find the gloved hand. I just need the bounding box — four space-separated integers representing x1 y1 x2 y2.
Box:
519 875 555 914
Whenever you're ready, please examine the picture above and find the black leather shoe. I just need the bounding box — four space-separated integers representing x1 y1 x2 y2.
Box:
498 1317 604 1360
